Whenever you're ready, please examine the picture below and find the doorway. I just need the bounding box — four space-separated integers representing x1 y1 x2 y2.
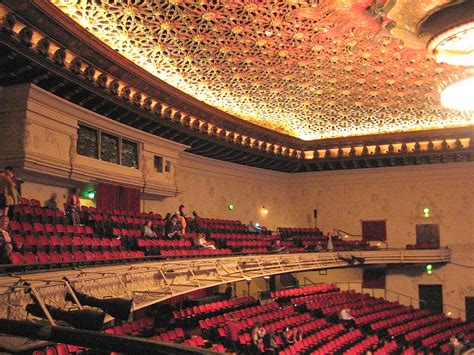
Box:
361 220 387 241
466 297 474 322
419 284 443 314
416 224 440 247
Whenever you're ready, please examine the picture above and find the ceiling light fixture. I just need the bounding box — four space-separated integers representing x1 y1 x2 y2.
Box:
428 21 474 67
441 76 474 111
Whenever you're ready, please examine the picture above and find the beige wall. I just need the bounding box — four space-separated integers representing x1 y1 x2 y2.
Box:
289 163 473 247
143 153 293 229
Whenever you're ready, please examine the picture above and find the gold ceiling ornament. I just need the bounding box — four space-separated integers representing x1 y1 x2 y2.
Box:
52 0 473 140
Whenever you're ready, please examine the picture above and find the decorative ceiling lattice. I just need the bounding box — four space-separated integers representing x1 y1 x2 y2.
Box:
51 0 473 140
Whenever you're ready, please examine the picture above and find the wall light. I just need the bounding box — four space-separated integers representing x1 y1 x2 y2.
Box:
228 204 235 211
423 207 430 217
261 206 269 215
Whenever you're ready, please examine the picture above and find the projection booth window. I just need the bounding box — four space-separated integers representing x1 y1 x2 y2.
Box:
76 124 139 169
122 139 139 168
77 125 98 159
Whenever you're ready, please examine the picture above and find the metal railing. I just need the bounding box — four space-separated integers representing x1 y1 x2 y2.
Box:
336 229 389 249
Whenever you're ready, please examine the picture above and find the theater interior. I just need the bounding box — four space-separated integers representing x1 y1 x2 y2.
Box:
0 0 473 354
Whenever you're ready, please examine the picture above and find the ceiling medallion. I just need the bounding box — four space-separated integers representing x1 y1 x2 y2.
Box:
428 21 474 67
51 0 473 140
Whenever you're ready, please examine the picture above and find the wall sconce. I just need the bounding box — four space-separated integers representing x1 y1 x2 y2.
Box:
261 206 269 215
423 207 431 217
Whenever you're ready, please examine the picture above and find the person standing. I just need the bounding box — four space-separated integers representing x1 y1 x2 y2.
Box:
66 188 81 226
0 216 13 264
251 322 265 354
225 315 240 354
0 167 21 217
225 283 233 300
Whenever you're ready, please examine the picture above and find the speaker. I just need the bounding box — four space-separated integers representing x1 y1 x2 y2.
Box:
26 303 105 331
314 209 318 218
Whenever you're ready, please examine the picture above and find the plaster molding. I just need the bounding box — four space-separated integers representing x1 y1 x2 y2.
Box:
27 84 190 152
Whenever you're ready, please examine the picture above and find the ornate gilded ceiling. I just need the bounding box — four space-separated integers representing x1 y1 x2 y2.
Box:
51 0 473 140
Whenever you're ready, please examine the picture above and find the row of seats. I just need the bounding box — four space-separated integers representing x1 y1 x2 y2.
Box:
422 323 474 348
9 221 93 236
10 250 145 265
160 249 232 257
278 227 322 235
210 232 276 240
309 328 364 355
103 317 155 337
370 309 430 331
387 314 447 337
238 312 313 346
80 205 162 220
404 318 461 342
172 296 256 321
199 302 279 332
278 323 347 355
32 344 81 355
11 234 122 251
271 284 339 300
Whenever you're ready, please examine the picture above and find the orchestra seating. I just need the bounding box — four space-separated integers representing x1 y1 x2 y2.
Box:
27 284 474 354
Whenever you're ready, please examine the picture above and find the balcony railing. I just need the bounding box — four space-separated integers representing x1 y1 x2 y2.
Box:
0 248 451 323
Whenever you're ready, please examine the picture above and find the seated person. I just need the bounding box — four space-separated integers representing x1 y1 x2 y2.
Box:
143 220 157 238
44 192 58 210
339 308 355 328
248 220 257 233
186 211 201 233
194 233 216 250
293 329 303 343
263 329 278 355
269 240 286 253
165 214 182 239
281 326 294 347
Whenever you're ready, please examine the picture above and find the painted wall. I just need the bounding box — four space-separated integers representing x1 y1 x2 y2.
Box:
288 163 473 247
143 153 293 229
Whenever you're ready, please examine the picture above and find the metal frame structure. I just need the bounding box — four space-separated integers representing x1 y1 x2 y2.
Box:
0 249 451 324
